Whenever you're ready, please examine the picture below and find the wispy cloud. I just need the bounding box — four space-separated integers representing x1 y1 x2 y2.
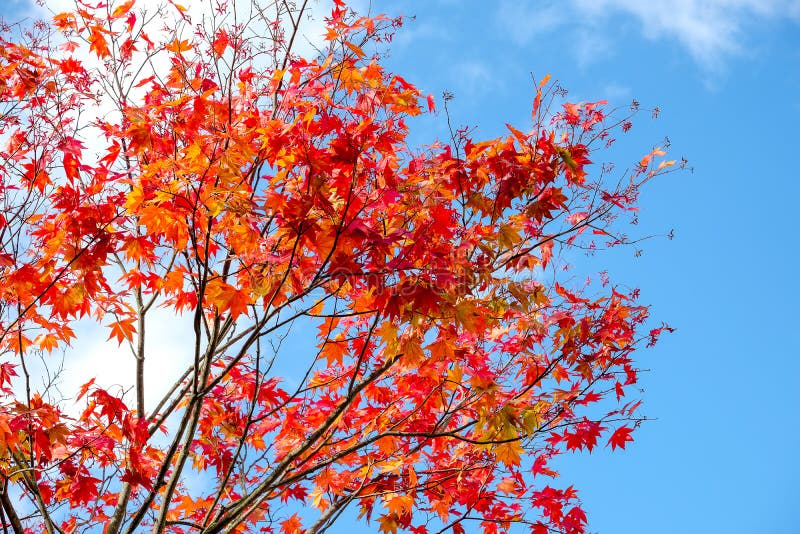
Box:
450 59 503 97
601 82 632 101
497 0 800 70
496 1 566 45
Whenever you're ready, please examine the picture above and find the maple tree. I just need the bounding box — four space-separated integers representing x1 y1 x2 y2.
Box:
0 1 678 533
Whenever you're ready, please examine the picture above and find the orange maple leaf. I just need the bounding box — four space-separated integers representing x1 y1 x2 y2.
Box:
107 317 137 345
280 514 303 534
88 26 110 58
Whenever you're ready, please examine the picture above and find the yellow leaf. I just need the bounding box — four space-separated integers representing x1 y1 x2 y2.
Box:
124 185 145 213
455 301 482 331
111 0 135 18
344 41 366 58
183 142 206 165
498 223 522 248
384 494 413 516
399 336 424 366
377 321 399 349
446 364 463 385
310 488 330 511
378 514 399 534
521 404 543 435
558 148 577 172
206 196 225 217
308 300 325 316
494 440 524 467
378 457 403 473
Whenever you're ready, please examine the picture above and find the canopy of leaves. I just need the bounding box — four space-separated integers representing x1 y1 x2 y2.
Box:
0 1 675 533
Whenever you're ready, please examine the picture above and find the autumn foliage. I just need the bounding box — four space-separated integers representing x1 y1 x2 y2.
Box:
0 1 675 533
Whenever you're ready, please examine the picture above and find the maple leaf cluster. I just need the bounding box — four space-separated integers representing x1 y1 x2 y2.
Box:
0 1 676 533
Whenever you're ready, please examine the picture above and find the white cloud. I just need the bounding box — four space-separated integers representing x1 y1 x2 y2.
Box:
601 82 632 101
572 27 614 69
497 0 800 69
17 301 195 417
496 0 566 45
454 60 494 87
391 19 454 51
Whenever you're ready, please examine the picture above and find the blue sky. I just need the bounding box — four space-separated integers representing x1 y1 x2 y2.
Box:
373 1 800 532
6 0 799 532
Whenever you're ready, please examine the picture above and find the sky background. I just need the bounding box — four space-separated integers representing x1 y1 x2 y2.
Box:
368 1 800 533
5 0 800 532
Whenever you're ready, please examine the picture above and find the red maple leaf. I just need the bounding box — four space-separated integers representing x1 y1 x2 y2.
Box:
608 426 635 451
